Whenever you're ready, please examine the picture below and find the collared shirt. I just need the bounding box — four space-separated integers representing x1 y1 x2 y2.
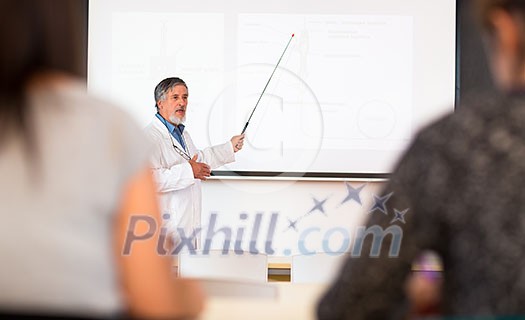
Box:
155 113 186 151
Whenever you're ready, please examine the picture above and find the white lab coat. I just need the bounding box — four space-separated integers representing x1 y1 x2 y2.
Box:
145 116 235 248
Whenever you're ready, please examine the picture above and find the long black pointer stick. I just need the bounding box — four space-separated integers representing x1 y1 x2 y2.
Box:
241 34 294 134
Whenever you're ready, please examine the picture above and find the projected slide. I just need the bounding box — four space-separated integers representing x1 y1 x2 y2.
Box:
89 0 456 175
238 14 413 149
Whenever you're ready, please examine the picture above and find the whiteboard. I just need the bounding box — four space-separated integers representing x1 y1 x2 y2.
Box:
88 0 456 176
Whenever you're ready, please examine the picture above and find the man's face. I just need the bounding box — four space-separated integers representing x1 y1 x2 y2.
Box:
157 84 188 125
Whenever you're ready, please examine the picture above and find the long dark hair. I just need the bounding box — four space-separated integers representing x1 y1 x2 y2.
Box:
0 0 85 152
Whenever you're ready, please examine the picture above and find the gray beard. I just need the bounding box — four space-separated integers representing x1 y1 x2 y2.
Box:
169 114 186 125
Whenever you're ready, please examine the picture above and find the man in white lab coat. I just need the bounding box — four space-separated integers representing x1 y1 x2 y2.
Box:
145 77 245 251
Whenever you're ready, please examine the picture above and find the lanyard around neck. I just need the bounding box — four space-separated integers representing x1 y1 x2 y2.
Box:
159 115 191 161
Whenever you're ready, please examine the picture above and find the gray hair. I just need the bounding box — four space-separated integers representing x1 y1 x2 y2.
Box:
154 77 188 108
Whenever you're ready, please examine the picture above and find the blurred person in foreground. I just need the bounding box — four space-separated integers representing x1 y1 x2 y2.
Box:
318 0 525 318
0 1 203 319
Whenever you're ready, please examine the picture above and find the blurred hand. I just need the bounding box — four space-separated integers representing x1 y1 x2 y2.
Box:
405 271 442 316
189 155 211 180
231 133 245 153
